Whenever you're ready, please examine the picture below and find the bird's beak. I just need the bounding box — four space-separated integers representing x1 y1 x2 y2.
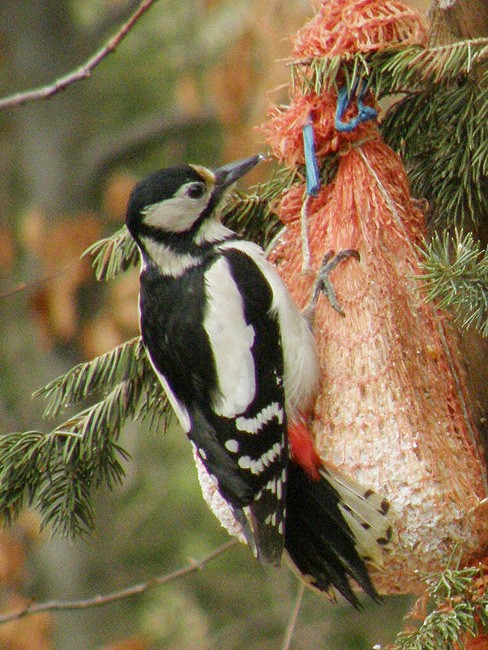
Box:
213 154 264 189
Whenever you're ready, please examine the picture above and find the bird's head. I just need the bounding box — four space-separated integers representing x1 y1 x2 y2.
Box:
126 154 263 247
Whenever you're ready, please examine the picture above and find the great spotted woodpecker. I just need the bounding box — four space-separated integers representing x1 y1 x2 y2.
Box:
126 154 394 606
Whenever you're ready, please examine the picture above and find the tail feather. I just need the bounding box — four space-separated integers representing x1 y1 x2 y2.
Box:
284 462 394 607
322 465 396 567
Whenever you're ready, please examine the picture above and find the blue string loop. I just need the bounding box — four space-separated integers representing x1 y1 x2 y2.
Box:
335 84 378 133
302 85 377 196
302 114 321 197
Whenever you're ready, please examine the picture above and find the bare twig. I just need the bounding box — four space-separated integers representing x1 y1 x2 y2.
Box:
0 0 159 111
281 582 305 650
0 262 78 300
0 539 238 625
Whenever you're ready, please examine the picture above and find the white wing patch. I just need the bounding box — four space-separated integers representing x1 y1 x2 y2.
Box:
218 240 321 419
203 257 256 417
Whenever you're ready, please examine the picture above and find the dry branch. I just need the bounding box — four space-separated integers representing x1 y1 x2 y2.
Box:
0 540 237 625
0 0 158 110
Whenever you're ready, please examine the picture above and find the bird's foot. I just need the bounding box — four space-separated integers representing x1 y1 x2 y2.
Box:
304 249 360 324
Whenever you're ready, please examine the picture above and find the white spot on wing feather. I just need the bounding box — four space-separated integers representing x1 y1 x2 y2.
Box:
203 257 256 417
224 439 239 453
236 402 283 434
237 442 283 475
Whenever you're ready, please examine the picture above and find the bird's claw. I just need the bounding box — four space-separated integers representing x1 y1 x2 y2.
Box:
304 249 360 323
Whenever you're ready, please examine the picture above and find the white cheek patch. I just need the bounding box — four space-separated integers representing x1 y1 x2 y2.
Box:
142 195 206 233
203 257 256 418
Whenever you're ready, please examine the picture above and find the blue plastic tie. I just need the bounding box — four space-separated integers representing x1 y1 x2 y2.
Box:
302 115 321 197
335 85 378 133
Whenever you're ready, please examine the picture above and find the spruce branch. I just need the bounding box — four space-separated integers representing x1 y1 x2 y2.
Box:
1 340 169 536
85 226 139 281
374 38 488 93
382 76 488 228
417 229 488 336
387 562 488 650
34 337 147 419
290 39 488 98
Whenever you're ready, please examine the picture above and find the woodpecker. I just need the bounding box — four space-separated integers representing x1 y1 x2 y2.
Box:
126 154 394 607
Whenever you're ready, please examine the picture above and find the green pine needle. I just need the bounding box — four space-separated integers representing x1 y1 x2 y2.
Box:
417 229 488 336
291 52 372 97
34 336 147 419
389 562 488 650
1 338 169 536
291 39 488 99
84 226 139 281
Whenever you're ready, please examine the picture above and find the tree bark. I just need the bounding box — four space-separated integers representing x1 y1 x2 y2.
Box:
428 0 488 44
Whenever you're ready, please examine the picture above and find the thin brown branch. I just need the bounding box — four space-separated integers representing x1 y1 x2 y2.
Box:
281 581 305 650
0 539 237 625
0 0 159 111
0 262 77 300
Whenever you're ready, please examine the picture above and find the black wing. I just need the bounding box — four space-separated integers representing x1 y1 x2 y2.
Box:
196 248 289 563
140 248 289 564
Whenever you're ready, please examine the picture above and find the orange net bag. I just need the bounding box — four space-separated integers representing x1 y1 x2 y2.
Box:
263 0 488 594
293 0 427 59
263 91 379 165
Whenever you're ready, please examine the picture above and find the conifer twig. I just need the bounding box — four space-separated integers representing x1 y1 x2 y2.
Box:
0 540 238 625
417 229 488 336
386 561 488 650
0 0 159 110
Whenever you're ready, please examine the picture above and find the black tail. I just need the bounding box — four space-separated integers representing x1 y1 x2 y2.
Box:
284 462 390 608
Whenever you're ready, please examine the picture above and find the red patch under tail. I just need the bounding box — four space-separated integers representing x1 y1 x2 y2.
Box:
288 421 322 480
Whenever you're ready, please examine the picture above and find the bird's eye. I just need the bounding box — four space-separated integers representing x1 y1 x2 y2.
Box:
187 183 206 199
